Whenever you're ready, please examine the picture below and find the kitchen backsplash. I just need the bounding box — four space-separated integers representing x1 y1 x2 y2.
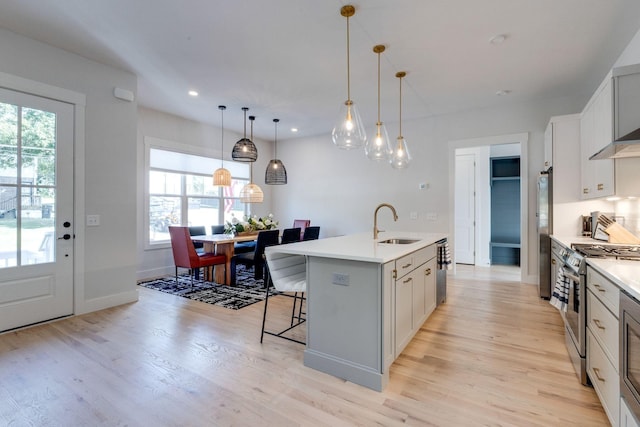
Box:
614 199 640 236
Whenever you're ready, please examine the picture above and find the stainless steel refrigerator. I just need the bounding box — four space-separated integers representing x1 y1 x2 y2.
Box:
537 168 553 299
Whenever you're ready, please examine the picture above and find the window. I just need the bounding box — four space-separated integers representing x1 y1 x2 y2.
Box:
146 146 250 245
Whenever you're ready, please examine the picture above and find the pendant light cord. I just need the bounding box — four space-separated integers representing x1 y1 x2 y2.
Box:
377 49 381 124
346 15 351 102
398 73 403 138
219 105 225 167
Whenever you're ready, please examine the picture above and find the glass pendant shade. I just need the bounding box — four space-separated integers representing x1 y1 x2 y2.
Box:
332 100 367 149
365 122 392 161
390 71 411 169
390 136 411 169
332 5 366 150
265 118 287 184
232 107 258 162
239 183 264 203
213 105 232 187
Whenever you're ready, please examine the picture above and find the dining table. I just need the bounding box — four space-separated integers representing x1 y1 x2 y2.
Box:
190 233 258 285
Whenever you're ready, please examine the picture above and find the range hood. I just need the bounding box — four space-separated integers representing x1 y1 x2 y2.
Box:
590 127 640 160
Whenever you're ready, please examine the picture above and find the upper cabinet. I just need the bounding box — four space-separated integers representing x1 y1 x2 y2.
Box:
545 114 581 203
580 65 640 199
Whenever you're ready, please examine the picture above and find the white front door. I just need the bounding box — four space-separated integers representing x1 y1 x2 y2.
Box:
455 153 475 265
0 87 74 332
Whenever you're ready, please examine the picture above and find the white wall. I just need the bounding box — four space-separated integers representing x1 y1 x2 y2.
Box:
0 28 138 313
136 107 274 279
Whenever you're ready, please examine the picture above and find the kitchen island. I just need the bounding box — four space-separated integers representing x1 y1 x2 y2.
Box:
265 231 447 391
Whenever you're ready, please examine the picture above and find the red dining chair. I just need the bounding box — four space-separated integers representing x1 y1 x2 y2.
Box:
168 226 227 286
293 219 310 241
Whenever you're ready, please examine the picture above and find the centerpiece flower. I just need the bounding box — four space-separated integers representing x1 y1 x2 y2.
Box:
224 213 278 235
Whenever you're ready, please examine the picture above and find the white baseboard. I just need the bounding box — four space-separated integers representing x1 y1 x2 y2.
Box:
76 290 139 315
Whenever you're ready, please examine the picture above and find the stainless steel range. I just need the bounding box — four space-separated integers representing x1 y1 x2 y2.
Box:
560 242 640 386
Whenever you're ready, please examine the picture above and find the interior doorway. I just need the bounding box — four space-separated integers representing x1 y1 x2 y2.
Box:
448 133 529 283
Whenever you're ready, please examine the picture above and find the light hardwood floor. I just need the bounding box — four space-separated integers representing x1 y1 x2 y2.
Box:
0 265 609 426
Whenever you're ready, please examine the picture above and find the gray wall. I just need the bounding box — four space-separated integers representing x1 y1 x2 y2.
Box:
0 28 138 313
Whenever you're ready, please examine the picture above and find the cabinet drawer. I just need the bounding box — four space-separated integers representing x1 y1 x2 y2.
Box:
587 329 619 427
396 245 436 279
587 290 619 369
587 267 620 314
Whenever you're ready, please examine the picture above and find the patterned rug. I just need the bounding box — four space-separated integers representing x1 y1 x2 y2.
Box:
138 265 273 310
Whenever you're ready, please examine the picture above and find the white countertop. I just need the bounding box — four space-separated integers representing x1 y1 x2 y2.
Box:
265 231 448 263
586 258 640 301
550 235 607 249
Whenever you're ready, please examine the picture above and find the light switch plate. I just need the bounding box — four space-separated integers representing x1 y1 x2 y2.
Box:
410 211 418 220
426 212 437 221
332 273 350 286
87 214 100 226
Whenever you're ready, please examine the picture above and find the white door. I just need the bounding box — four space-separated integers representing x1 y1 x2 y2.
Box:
0 87 74 332
455 154 475 264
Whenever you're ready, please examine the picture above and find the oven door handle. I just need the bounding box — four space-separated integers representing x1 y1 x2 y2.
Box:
563 270 580 283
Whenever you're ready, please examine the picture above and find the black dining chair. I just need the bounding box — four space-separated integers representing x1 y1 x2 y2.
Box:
302 226 320 241
188 225 207 255
281 227 301 244
211 224 225 234
230 229 280 285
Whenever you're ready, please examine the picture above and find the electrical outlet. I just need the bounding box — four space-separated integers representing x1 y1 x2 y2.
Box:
426 212 437 221
87 214 100 226
332 273 350 286
410 211 418 220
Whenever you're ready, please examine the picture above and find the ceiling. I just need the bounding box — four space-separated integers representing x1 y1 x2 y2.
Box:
1 0 639 141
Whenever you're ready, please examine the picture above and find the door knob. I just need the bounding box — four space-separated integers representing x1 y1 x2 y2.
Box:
58 234 71 240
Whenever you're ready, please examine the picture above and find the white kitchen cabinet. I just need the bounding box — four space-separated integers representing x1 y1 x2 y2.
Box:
543 121 553 169
382 261 395 371
580 64 640 199
586 265 620 427
394 244 437 357
580 76 615 199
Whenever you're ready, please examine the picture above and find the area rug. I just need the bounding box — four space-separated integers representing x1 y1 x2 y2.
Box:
138 265 273 310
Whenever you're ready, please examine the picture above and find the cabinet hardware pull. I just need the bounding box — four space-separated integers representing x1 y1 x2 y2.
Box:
583 188 589 194
403 277 412 284
402 263 412 269
425 268 431 276
392 269 397 279
593 284 606 292
593 319 605 330
551 259 556 265
593 367 605 382
597 183 604 191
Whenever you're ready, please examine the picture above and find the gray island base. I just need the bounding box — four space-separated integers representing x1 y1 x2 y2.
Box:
265 231 447 391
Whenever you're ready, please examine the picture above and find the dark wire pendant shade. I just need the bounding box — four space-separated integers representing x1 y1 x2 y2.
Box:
231 138 258 162
265 159 287 184
265 118 287 185
232 107 258 162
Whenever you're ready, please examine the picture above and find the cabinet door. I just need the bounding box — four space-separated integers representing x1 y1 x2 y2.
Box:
412 267 425 329
543 121 553 169
580 107 595 198
395 273 414 356
592 78 614 197
424 258 437 320
382 261 395 371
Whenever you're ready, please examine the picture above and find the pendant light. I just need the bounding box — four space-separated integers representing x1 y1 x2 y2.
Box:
265 118 287 185
331 4 366 150
232 107 258 162
239 115 264 203
365 45 392 161
390 71 411 169
213 105 231 187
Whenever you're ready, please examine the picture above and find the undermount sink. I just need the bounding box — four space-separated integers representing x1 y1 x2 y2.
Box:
378 238 420 245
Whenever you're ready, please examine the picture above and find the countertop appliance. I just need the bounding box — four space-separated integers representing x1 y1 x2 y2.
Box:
621 289 640 423
537 168 553 299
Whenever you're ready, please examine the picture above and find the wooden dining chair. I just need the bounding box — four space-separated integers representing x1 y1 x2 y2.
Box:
168 226 227 286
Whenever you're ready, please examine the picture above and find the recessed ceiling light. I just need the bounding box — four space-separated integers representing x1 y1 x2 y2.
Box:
188 90 198 97
490 34 507 45
290 128 298 133
495 89 511 96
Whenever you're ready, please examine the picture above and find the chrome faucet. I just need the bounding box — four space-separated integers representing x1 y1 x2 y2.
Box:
373 203 398 239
